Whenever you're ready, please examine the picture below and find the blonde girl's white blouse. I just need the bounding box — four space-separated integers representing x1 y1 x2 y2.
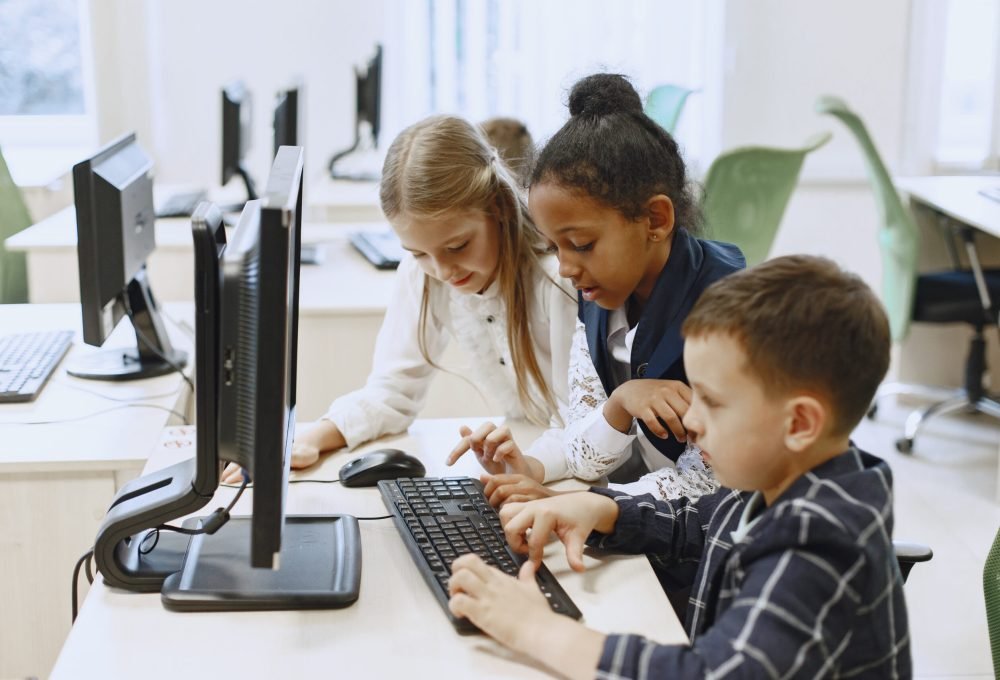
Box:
322 253 576 451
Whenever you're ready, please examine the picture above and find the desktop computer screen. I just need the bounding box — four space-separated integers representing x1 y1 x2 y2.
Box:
70 132 187 381
272 85 300 160
328 43 382 180
94 146 360 609
357 44 381 148
217 151 301 567
221 80 258 202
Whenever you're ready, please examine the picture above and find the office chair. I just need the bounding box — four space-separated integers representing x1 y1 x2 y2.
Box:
0 145 32 303
818 95 1000 453
644 84 696 135
986 526 1000 676
700 132 832 266
894 540 932 584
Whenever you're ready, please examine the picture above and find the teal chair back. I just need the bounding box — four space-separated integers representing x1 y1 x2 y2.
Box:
0 146 32 304
644 84 695 135
701 132 831 267
987 526 1000 677
816 95 920 342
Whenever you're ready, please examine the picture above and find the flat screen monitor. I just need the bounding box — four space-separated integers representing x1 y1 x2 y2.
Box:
92 147 360 608
221 80 258 202
70 132 187 381
357 44 381 147
272 86 301 160
328 43 382 180
156 146 360 610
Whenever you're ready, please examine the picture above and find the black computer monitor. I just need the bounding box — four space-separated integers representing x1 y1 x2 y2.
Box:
272 85 300 160
70 132 187 381
91 146 361 610
328 43 382 179
221 80 258 202
358 44 381 148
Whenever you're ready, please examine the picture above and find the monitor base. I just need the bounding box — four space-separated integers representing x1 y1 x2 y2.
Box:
161 515 362 611
66 347 188 381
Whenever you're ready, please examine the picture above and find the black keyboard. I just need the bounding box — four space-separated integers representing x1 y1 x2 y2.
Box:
349 230 404 270
156 190 208 218
0 330 74 403
378 476 582 633
979 185 1000 204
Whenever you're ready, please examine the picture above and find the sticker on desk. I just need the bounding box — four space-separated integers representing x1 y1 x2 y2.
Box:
159 425 195 449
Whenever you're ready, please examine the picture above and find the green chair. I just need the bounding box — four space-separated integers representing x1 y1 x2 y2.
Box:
644 84 695 135
818 95 1000 453
987 526 1000 677
700 132 831 266
815 96 920 343
0 146 32 304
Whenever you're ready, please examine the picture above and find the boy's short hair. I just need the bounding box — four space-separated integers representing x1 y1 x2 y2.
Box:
682 255 890 435
480 117 534 185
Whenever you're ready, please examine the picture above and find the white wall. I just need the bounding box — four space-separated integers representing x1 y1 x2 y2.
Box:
711 0 913 298
91 0 385 191
87 0 919 296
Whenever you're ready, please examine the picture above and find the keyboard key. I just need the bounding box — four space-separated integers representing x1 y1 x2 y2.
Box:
0 330 73 403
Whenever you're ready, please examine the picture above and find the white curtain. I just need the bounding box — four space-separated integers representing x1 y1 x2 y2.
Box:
382 0 707 148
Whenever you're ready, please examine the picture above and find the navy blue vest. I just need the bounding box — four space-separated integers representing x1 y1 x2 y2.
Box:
579 228 745 462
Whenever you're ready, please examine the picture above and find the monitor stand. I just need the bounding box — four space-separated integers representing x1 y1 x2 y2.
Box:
328 122 380 181
161 515 362 611
67 268 188 381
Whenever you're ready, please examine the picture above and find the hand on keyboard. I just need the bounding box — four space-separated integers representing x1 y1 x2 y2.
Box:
447 553 555 651
378 477 582 632
498 491 622 570
481 473 560 507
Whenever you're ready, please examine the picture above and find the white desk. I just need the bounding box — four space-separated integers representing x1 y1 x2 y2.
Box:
5 213 494 421
0 303 194 680
4 206 393 304
52 418 686 679
896 175 1000 499
896 176 1000 239
305 174 382 223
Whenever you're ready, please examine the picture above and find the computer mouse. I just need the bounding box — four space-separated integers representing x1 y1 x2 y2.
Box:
338 448 426 487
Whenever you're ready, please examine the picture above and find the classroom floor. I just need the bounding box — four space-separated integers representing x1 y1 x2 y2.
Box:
852 395 1000 678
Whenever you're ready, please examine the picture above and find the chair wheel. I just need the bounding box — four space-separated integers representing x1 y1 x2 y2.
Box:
895 438 913 454
866 403 878 419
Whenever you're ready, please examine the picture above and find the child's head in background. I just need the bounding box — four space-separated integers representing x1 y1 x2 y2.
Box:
480 117 534 186
528 73 699 311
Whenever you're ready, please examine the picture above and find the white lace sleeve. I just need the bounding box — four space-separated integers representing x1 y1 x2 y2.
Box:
608 444 719 501
556 319 636 481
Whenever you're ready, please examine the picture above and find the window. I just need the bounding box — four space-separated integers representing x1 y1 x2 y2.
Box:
935 0 999 168
907 0 1000 172
383 0 709 156
0 0 96 149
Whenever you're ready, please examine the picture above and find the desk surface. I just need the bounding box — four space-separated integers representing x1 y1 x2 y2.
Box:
0 303 193 472
896 175 1000 238
4 204 388 253
4 206 399 314
52 419 686 679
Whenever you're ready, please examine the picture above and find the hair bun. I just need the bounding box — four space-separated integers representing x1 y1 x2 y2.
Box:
568 73 643 118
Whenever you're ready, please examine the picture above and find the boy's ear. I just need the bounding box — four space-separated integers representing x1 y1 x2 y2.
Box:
646 195 675 242
783 395 827 452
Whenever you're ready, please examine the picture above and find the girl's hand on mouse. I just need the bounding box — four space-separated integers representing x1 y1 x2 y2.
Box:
446 422 533 476
604 379 692 441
